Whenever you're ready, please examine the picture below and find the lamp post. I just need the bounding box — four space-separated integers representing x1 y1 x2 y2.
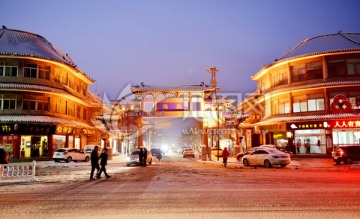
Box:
206 67 220 161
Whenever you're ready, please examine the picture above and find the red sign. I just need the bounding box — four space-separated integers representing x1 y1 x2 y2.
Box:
331 120 360 128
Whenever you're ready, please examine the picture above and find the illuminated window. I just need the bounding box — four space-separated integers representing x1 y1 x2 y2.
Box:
293 94 324 113
291 62 322 82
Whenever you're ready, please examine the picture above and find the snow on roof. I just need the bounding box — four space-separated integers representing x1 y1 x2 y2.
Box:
0 27 75 66
268 32 360 67
0 83 67 93
0 26 94 82
0 115 94 128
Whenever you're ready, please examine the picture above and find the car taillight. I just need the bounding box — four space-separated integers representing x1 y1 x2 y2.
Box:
339 149 345 156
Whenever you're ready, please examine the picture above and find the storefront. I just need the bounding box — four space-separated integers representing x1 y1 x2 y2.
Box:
287 121 330 155
329 119 360 146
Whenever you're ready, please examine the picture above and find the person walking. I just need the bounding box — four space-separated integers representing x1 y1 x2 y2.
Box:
90 146 100 180
97 148 111 179
222 147 230 168
143 148 148 167
296 140 301 154
139 148 144 166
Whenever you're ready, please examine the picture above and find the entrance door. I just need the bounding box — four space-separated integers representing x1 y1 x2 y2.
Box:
31 136 41 157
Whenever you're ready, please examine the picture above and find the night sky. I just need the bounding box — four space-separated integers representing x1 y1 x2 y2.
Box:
2 0 359 101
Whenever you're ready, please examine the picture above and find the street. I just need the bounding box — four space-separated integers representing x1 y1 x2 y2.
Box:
1 153 360 219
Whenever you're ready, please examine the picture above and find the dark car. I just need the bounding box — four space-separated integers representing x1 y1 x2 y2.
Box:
332 145 360 164
236 148 256 161
150 148 162 161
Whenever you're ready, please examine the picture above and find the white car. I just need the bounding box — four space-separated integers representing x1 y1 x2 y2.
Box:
242 148 291 168
53 148 90 163
126 149 153 166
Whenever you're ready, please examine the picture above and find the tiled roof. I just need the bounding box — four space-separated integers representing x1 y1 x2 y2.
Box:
266 80 360 95
0 27 76 66
271 32 360 65
0 83 67 93
0 115 94 128
253 113 360 126
0 27 94 82
0 83 101 105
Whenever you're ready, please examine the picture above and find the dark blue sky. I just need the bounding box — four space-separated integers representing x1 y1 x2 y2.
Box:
2 0 360 100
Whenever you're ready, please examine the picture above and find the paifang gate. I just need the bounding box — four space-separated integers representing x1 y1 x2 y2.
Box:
96 82 242 160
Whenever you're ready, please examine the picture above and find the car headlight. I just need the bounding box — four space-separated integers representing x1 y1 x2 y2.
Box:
126 157 131 161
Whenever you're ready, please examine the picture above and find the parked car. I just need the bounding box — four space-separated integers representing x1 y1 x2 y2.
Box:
236 148 256 161
53 148 90 163
332 145 360 164
83 145 101 155
126 149 153 166
242 148 291 168
150 148 163 161
183 148 195 158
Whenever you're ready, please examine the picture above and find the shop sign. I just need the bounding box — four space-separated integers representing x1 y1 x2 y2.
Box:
330 120 360 128
2 135 19 141
0 124 55 134
286 122 325 130
157 102 188 111
56 126 81 135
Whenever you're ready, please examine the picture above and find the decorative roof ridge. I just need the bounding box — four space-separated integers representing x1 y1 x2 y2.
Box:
0 82 67 93
266 32 360 68
339 31 360 45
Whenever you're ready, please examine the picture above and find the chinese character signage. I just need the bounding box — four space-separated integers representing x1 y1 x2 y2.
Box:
330 120 360 128
157 102 188 111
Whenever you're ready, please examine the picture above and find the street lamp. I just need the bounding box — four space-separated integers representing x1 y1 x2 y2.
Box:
206 67 220 161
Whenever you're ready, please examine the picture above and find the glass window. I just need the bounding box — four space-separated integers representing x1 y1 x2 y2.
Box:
24 64 37 78
3 99 16 109
38 65 50 80
0 62 18 77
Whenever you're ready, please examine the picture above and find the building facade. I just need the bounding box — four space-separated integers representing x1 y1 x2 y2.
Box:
239 32 360 155
0 27 105 158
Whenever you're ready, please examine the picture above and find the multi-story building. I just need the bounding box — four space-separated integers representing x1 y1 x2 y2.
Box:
0 26 105 158
239 32 360 155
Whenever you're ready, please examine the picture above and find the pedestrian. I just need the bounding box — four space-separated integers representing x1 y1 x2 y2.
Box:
305 140 310 154
143 147 148 167
222 147 230 168
97 148 111 179
90 146 100 180
296 140 301 154
139 148 144 166
0 147 8 164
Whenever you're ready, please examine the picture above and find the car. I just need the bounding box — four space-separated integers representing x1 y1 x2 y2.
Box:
83 145 101 155
236 148 256 161
332 145 360 164
150 148 163 161
53 148 90 163
183 148 195 158
126 149 153 166
242 148 291 168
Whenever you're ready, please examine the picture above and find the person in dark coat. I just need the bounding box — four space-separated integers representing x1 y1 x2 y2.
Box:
139 148 144 166
97 148 111 179
143 148 148 167
90 146 100 180
0 148 8 164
